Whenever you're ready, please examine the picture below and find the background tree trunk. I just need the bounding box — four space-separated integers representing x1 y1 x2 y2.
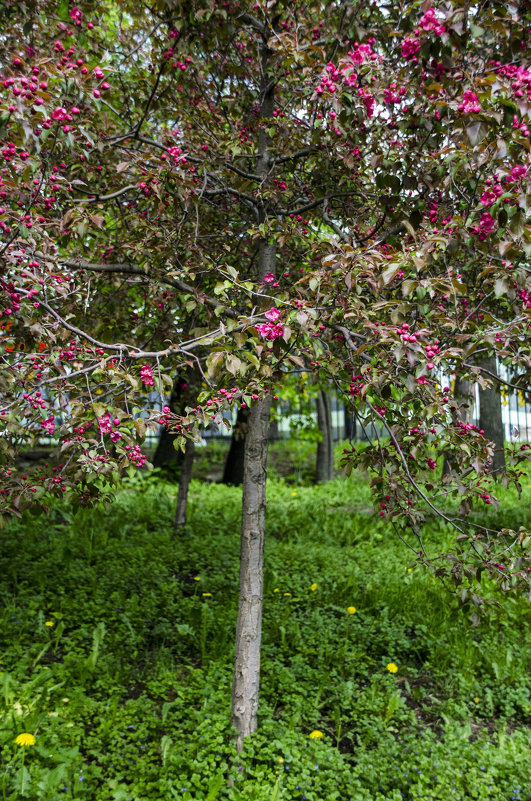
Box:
478 356 506 474
174 438 195 533
231 394 272 752
344 406 356 441
316 389 334 483
152 379 184 469
442 377 473 476
222 406 249 486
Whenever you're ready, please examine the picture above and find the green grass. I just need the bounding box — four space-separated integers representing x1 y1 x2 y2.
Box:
0 463 530 800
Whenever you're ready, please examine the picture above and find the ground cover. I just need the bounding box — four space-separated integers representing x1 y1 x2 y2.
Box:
0 451 530 800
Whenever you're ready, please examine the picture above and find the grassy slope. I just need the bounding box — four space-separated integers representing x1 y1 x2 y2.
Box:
0 456 530 801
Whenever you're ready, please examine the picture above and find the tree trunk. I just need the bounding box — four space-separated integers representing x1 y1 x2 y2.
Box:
222 406 249 486
231 394 272 753
153 425 184 469
231 20 275 753
152 379 184 469
442 377 473 476
344 405 356 441
478 356 506 474
174 438 195 533
316 389 334 482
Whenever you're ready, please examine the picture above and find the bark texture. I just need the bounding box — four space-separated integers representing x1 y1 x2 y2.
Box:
316 389 334 483
222 406 250 486
174 438 195 533
478 356 506 474
231 394 272 752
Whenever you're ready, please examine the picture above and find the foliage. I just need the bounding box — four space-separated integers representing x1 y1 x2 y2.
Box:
0 472 530 799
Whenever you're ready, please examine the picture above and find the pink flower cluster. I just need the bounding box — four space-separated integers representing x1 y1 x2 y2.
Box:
512 114 530 137
495 63 531 102
383 84 406 105
349 374 364 396
315 62 341 95
348 41 377 65
458 90 481 113
472 212 495 239
40 416 55 435
125 444 146 467
140 365 154 386
98 413 122 442
480 183 503 207
417 8 446 36
401 37 420 61
358 87 375 117
256 307 283 340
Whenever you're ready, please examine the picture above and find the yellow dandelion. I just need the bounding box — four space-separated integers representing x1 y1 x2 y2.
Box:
15 733 35 747
386 662 398 674
278 757 284 764
283 592 291 597
193 576 200 581
291 491 297 497
45 620 54 627
273 588 280 593
309 730 323 739
310 583 317 591
474 697 479 704
347 606 356 614
202 592 212 598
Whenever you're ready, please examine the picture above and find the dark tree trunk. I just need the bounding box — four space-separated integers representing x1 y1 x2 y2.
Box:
344 406 355 440
478 356 506 474
443 377 473 476
152 381 183 469
316 390 334 482
153 425 184 469
222 406 250 486
231 394 272 753
174 438 195 533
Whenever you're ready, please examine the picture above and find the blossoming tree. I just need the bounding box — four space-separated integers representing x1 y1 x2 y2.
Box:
1 0 530 749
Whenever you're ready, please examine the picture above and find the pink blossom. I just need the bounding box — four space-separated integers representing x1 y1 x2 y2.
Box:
418 8 446 36
401 37 420 61
52 107 67 120
472 212 495 240
265 307 280 322
255 323 284 341
457 90 481 113
140 365 154 386
510 164 527 180
263 272 275 283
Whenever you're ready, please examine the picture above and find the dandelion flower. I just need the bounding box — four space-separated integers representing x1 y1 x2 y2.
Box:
310 583 317 591
347 606 356 614
15 733 35 747
273 588 280 593
291 491 297 497
386 662 398 674
309 730 323 739
202 592 212 597
474 697 479 704
283 592 291 597
193 576 200 581
45 620 54 627
278 757 284 763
